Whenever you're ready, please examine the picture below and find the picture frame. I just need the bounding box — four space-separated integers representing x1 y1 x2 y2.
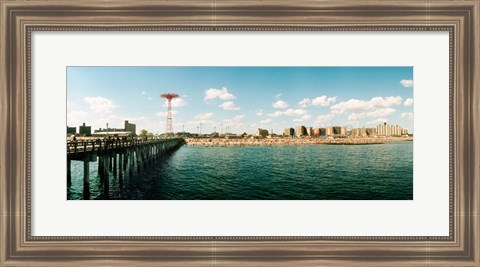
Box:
1 0 478 266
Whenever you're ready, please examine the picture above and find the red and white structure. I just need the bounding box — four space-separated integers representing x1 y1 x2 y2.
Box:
160 93 179 136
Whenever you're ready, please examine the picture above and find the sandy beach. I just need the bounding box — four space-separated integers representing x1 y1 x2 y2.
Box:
184 136 413 147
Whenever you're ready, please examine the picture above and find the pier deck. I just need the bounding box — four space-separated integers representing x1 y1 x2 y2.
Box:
67 138 185 199
67 138 184 159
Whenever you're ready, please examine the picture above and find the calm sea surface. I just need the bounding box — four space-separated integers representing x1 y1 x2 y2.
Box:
67 142 413 200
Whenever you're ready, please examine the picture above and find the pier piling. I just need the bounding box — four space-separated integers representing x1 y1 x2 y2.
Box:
67 138 185 199
67 159 72 186
83 159 90 200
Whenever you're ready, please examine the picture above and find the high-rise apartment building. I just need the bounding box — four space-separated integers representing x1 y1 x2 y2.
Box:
257 128 269 137
284 128 295 137
296 126 307 137
124 120 136 135
306 127 313 137
79 123 91 136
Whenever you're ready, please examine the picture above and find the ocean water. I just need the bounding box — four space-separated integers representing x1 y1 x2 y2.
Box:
67 142 413 200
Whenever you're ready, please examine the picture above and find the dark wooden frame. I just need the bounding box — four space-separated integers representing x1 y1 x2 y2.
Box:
1 0 478 266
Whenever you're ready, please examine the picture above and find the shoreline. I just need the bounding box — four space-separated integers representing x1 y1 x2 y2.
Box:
185 137 413 147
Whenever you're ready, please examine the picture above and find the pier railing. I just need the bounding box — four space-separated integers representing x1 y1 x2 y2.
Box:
67 138 184 158
67 138 185 199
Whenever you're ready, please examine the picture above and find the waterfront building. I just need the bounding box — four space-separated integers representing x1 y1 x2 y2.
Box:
326 127 333 136
67 126 76 136
332 126 346 135
351 127 377 137
93 120 137 137
257 128 269 137
366 128 377 136
296 126 307 137
319 128 326 136
124 120 136 135
284 128 295 137
392 125 398 136
352 127 366 137
79 123 91 136
376 123 407 136
376 124 382 136
386 123 392 136
306 127 313 137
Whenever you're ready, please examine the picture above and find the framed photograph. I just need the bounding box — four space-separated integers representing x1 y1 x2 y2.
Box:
67 66 414 201
1 0 478 266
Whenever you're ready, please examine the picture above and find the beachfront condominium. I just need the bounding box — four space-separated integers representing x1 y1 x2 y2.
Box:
124 120 136 135
296 126 307 137
79 123 91 136
284 128 295 137
376 122 408 136
306 127 313 137
257 128 269 137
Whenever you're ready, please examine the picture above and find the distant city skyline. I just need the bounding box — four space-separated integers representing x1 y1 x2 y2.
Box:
67 66 414 135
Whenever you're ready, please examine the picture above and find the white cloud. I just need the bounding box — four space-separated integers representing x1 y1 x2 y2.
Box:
293 114 312 122
141 91 146 95
162 98 186 108
268 111 284 117
171 98 186 107
260 119 272 124
275 93 282 99
83 96 118 113
268 108 306 117
298 98 311 108
400 79 414 88
124 116 149 122
67 111 88 126
284 108 306 116
273 100 289 109
347 108 396 122
401 112 414 119
223 115 245 126
194 112 214 120
155 110 178 117
219 101 240 110
298 96 336 108
255 109 264 116
147 97 153 101
311 96 337 106
330 96 402 114
369 108 396 117
186 120 213 125
367 118 389 125
232 115 245 121
314 113 335 125
404 98 414 107
70 114 129 134
204 87 236 101
347 113 363 121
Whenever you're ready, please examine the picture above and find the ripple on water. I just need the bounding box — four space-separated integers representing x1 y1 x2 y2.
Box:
67 142 413 200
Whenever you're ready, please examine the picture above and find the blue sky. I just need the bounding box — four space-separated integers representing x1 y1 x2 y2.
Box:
67 66 414 135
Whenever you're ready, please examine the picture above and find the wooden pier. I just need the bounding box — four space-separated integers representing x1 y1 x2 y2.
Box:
67 138 185 199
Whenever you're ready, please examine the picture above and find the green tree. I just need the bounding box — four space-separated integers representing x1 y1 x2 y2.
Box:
139 129 148 138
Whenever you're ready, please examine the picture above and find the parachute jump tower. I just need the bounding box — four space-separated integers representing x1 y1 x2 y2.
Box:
160 93 179 136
